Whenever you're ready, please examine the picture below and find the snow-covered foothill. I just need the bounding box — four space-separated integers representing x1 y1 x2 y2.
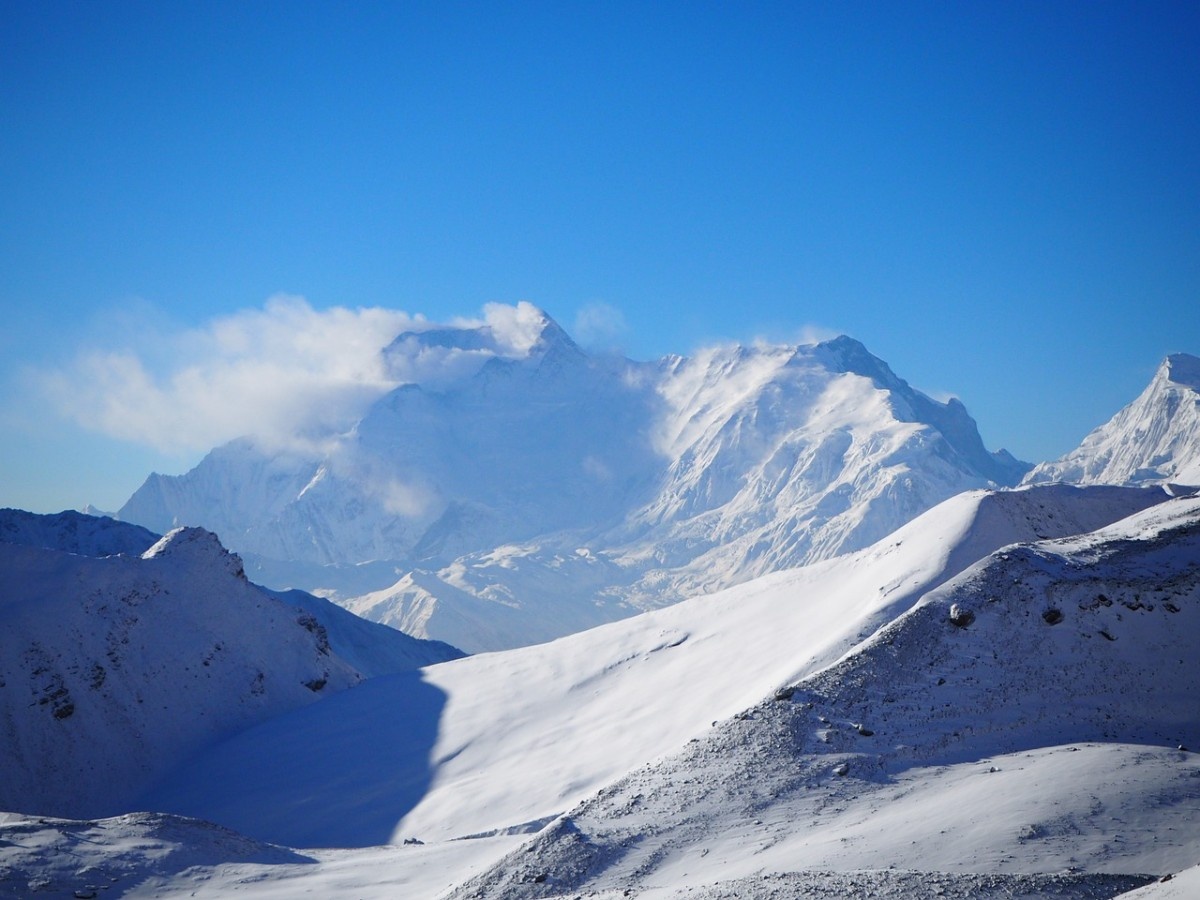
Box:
2 487 1196 899
449 495 1200 897
0 507 463 681
0 811 310 899
134 483 1171 849
1027 353 1200 487
0 525 366 819
117 308 1032 651
1118 866 1200 900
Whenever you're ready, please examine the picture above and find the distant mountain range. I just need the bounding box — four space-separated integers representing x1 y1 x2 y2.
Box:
117 307 1061 651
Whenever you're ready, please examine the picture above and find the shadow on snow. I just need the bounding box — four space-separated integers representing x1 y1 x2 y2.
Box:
138 670 447 849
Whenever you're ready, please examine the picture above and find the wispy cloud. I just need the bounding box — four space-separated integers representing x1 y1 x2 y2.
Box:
795 324 841 345
36 296 546 456
573 302 628 350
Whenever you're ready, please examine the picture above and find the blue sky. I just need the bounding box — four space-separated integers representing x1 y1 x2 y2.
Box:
2 1 1198 513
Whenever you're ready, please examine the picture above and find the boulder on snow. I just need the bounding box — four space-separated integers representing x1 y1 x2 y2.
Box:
948 603 975 627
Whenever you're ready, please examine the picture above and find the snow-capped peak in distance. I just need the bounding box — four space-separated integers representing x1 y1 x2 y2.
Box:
811 335 1027 485
379 301 583 390
118 306 1033 651
1026 352 1200 488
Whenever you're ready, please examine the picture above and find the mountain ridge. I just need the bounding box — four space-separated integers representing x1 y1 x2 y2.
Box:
117 307 1034 651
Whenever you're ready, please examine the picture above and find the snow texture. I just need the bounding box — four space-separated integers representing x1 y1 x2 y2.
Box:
130 485 1173 848
445 495 1200 897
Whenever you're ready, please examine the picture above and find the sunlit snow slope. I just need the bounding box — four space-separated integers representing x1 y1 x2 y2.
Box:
137 484 1169 849
450 494 1200 898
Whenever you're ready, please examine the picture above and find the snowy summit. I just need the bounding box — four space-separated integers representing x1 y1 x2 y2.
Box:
1027 353 1200 488
118 306 1031 652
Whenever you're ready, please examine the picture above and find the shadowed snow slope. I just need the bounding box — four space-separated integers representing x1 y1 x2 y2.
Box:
0 520 456 821
134 484 1169 849
449 495 1200 898
1027 353 1200 487
117 310 1030 651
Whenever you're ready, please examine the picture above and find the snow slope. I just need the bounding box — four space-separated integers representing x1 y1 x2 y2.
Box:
118 307 1033 651
135 484 1170 849
450 495 1200 897
1027 353 1200 487
3 486 1195 899
0 526 367 819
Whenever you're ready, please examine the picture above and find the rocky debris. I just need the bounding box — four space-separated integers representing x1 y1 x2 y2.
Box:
948 603 975 627
667 870 1155 899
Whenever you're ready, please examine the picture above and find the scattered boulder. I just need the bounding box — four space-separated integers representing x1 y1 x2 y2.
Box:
948 604 975 627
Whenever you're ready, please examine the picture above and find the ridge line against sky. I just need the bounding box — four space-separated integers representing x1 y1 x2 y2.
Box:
2 2 1198 513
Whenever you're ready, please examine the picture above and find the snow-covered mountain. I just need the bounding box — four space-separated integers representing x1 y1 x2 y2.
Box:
135 483 1171 850
118 305 1030 651
6 483 1194 899
1026 353 1200 487
0 511 460 822
449 491 1200 898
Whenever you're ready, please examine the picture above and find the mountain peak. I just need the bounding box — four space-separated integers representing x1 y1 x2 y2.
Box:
810 335 899 389
142 526 246 579
384 303 578 366
1162 353 1200 390
1026 351 1200 487
528 309 579 355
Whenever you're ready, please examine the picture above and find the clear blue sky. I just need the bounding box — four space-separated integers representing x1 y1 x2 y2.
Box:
2 1 1198 513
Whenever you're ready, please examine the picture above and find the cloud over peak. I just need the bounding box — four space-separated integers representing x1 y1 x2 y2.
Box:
39 296 553 456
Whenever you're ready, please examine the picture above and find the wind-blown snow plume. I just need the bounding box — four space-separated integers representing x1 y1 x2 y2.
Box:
572 301 629 349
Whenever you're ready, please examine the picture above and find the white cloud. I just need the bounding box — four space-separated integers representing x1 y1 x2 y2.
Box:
795 324 841 345
482 300 550 355
923 388 962 404
40 296 567 457
380 478 436 517
40 295 422 455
